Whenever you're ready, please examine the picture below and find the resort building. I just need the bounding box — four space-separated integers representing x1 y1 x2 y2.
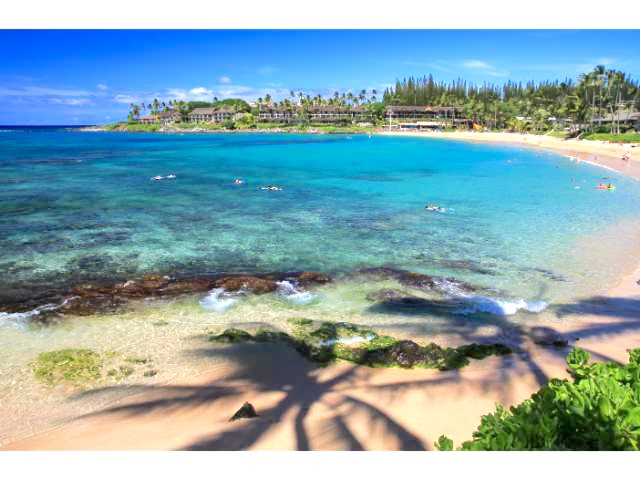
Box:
385 105 461 120
138 110 181 125
257 106 298 123
158 110 181 125
594 111 640 131
187 107 235 123
306 105 353 123
384 105 466 129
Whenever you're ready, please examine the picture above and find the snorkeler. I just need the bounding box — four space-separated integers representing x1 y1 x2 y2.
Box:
233 178 244 185
261 185 283 191
425 204 446 213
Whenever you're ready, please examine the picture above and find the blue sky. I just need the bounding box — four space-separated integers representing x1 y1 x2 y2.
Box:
0 30 639 124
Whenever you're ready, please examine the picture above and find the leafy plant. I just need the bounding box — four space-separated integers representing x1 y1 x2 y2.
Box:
437 347 640 450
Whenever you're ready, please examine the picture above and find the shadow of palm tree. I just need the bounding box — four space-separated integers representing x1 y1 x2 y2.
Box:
72 342 430 451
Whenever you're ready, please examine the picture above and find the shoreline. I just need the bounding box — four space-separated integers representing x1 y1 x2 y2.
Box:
378 130 640 180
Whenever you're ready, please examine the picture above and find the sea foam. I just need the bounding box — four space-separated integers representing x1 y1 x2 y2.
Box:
276 280 316 305
0 298 72 328
199 288 238 312
455 295 548 316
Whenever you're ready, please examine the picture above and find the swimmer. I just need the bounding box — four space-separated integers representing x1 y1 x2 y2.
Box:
166 174 176 179
425 204 446 213
261 185 282 191
151 175 164 181
233 178 244 185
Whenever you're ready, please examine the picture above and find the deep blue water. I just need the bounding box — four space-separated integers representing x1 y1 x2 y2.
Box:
1 130 640 304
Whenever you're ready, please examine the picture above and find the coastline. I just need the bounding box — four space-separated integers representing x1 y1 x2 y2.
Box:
378 130 640 180
2 130 640 450
4 250 640 451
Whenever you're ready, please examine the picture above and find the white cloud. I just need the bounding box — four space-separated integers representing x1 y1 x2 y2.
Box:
218 76 232 84
49 98 92 106
113 94 141 104
0 86 94 97
461 59 507 77
462 59 493 70
97 84 108 91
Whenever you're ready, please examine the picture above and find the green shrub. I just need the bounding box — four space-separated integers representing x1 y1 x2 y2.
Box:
437 347 640 450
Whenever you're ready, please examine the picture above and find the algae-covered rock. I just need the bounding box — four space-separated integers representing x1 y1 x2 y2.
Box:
32 348 154 386
210 328 254 343
208 321 514 371
32 348 103 386
229 402 259 421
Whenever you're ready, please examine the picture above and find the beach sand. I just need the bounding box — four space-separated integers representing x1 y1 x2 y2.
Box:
4 132 640 451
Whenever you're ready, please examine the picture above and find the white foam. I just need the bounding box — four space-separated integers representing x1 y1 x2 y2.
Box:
199 288 238 313
455 296 548 316
0 298 73 328
276 280 316 305
319 334 375 347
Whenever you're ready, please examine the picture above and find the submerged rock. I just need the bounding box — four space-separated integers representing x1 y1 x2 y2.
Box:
357 267 477 294
212 276 277 294
58 294 128 316
229 402 259 422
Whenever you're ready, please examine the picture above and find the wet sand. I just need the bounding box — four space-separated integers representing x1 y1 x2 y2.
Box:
378 131 640 180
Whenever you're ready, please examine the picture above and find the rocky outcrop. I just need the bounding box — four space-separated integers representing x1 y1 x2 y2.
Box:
357 267 477 294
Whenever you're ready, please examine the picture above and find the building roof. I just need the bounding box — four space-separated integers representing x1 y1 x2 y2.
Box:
385 105 460 114
189 107 216 115
594 111 640 122
307 105 351 113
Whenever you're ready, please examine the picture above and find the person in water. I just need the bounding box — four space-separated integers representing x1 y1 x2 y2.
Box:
233 178 244 185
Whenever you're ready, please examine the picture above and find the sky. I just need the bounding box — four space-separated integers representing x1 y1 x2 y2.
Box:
0 29 639 125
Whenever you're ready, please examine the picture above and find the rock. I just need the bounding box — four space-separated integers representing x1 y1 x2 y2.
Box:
362 340 427 368
295 271 331 286
386 340 426 368
210 328 254 343
529 327 568 348
213 276 277 294
357 267 476 294
59 295 128 316
229 402 259 421
365 289 406 302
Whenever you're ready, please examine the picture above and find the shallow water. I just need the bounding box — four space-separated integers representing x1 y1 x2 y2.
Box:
2 130 640 443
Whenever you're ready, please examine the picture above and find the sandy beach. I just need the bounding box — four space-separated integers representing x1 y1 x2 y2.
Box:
379 130 640 180
3 131 640 451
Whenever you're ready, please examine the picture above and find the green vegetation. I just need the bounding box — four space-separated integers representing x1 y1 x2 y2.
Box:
385 66 640 134
209 319 512 369
32 349 103 386
582 132 640 143
32 349 155 387
437 348 640 450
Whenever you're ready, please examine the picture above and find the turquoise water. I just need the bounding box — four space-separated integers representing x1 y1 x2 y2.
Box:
2 130 640 307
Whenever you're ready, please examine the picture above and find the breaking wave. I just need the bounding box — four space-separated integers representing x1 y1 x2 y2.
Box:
276 280 316 305
199 288 238 313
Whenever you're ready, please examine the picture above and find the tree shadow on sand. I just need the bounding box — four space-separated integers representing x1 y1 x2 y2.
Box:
71 342 428 451
68 293 640 450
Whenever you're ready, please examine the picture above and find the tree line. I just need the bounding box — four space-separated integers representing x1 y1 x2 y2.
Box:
383 66 640 133
126 65 639 134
